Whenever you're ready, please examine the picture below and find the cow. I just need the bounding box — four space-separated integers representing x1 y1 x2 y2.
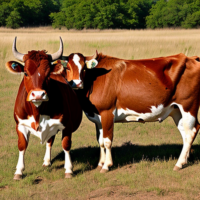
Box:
54 51 200 173
6 37 82 180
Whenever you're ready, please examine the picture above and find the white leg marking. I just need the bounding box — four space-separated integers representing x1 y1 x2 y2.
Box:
15 150 25 175
86 113 105 168
64 150 73 174
98 129 105 167
172 104 196 168
102 137 113 170
43 142 51 166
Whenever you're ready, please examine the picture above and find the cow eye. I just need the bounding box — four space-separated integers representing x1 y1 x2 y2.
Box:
24 72 28 77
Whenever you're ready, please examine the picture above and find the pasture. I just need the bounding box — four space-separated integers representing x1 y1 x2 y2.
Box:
1 28 200 199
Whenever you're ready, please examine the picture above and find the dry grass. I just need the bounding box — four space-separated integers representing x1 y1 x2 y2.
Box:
1 27 200 200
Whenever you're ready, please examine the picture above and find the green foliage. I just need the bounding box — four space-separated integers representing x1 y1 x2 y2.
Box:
0 0 60 28
0 2 10 26
6 8 22 29
51 0 154 30
146 0 200 29
1 0 200 29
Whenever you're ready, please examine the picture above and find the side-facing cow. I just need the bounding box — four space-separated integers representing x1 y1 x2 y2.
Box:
6 37 82 180
55 51 200 173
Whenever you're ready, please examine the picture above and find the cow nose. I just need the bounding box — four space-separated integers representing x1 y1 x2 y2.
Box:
27 90 49 102
31 91 45 99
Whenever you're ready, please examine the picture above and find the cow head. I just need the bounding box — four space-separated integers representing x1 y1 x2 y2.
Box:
54 50 99 89
6 37 65 107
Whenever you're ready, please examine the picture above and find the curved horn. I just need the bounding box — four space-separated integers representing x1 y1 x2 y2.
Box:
49 37 63 61
12 37 24 62
85 50 98 61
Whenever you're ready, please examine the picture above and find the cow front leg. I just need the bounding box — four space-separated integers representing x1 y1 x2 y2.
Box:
62 131 73 178
100 110 114 173
43 136 55 167
95 124 106 170
14 127 30 180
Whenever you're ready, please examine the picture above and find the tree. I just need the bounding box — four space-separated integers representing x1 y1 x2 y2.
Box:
146 0 200 29
6 9 22 28
146 0 167 28
50 0 154 29
0 2 10 26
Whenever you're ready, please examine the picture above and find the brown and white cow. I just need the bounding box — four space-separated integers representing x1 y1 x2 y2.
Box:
57 51 200 173
6 37 82 180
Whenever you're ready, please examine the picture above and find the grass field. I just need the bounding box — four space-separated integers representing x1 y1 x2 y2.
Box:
1 28 200 199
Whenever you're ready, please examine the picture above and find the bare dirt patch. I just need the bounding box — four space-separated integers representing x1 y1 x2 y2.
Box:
87 186 184 200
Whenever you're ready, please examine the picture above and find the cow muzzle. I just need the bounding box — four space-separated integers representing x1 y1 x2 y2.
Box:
69 80 83 89
27 89 49 107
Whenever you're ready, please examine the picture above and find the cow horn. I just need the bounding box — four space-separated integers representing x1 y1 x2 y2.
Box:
12 37 25 62
49 37 63 61
85 50 98 61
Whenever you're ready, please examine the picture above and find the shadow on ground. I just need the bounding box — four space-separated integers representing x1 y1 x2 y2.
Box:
51 142 200 174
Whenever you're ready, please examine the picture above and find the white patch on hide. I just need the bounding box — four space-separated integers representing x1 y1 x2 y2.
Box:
17 115 65 144
114 104 174 122
73 54 82 75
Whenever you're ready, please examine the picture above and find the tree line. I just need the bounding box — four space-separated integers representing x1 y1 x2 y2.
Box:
1 0 200 29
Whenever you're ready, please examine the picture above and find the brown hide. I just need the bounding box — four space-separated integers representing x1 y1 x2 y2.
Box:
13 50 82 147
63 52 200 172
64 53 200 130
82 53 200 117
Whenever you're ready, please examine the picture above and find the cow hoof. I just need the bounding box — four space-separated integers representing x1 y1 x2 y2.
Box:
96 166 102 171
100 168 109 173
42 164 51 167
173 166 181 171
13 174 22 180
65 173 73 179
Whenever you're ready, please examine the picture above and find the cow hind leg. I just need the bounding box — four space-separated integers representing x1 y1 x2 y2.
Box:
171 106 199 170
62 130 73 178
95 124 106 170
43 136 55 167
14 127 30 180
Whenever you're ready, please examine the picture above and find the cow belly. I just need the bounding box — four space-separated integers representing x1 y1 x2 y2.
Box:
17 115 65 144
114 104 174 123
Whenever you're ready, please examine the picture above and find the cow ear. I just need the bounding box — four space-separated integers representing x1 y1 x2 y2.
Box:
85 59 98 69
52 60 73 81
6 61 24 74
51 60 66 75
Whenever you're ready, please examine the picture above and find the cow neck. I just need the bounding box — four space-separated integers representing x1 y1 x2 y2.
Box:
30 103 40 131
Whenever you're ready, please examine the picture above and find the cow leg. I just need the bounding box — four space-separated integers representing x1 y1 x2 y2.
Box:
14 127 30 180
95 124 106 170
62 130 73 178
100 111 114 173
171 107 199 170
43 136 55 167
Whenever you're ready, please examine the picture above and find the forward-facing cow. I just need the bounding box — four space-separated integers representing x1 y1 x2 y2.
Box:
6 37 82 180
56 51 200 173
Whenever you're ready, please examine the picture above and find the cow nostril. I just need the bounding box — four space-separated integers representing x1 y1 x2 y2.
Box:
41 92 45 97
32 92 35 97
